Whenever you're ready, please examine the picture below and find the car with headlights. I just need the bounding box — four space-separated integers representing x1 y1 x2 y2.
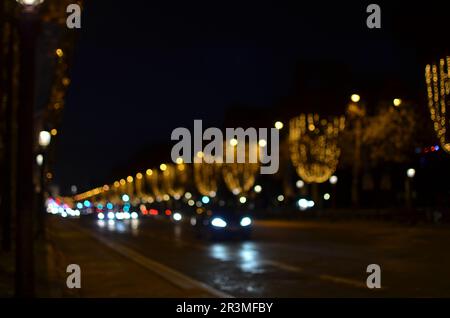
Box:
191 207 252 240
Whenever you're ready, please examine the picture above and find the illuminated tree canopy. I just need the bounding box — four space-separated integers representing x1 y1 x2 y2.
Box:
289 114 345 183
162 163 189 199
425 56 450 153
194 162 221 197
221 142 259 195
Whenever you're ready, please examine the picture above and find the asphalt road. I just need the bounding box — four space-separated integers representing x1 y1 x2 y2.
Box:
74 216 450 297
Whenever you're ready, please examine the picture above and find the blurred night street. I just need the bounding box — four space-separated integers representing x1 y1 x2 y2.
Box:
46 216 450 297
1 0 450 302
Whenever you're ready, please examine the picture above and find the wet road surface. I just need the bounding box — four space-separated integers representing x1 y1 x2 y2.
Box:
72 216 450 297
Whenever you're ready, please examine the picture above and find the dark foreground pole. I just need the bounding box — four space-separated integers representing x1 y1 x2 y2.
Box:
15 10 39 298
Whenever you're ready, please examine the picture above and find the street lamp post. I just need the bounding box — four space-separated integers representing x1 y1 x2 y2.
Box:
347 94 365 208
329 175 338 209
37 131 51 239
15 0 44 298
405 168 415 210
1 0 15 253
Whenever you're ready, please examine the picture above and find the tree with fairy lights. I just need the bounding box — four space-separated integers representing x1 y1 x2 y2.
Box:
194 157 221 198
162 162 189 200
289 113 345 203
425 56 450 153
221 141 260 202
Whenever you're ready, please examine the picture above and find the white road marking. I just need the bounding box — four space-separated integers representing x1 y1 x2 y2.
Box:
263 260 304 273
319 274 368 289
172 232 369 289
91 220 371 290
73 223 233 298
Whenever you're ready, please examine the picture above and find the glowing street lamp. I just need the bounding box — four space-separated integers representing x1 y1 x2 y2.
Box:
329 175 338 185
347 94 365 207
351 94 360 103
56 48 64 58
16 0 44 11
274 121 284 130
36 154 43 166
38 130 51 148
258 139 267 147
405 168 416 210
16 0 44 5
393 98 402 107
329 175 338 209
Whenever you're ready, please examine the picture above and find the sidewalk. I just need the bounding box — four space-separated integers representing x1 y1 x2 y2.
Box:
0 249 14 297
0 234 52 297
46 217 220 298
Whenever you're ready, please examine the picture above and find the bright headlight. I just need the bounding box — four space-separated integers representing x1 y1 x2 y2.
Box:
107 212 115 220
240 217 252 227
98 212 105 220
173 212 182 221
211 217 227 228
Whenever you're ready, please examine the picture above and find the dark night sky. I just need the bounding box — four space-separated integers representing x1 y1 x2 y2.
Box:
54 1 450 194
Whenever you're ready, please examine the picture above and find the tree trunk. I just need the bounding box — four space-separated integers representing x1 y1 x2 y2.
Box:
351 118 361 208
15 12 40 298
1 8 14 253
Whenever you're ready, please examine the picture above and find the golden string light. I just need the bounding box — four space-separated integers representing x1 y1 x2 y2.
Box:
76 143 261 203
162 163 189 199
95 185 110 205
74 167 160 204
134 172 144 199
109 180 122 204
125 175 136 203
221 142 259 195
42 2 83 139
194 162 221 197
425 56 450 153
116 178 127 202
150 168 169 201
73 187 98 202
140 169 155 203
289 114 345 183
